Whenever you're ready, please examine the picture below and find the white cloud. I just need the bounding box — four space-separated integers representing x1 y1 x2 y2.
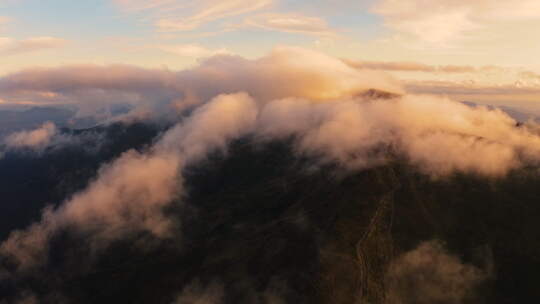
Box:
0 46 402 114
0 36 67 56
372 0 540 46
243 13 337 37
5 47 540 273
1 92 258 269
115 0 273 32
3 122 57 151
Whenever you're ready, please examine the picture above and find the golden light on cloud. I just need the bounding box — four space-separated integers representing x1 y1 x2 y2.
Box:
2 2 540 302
154 0 273 31
0 36 67 56
157 44 232 58
242 13 338 37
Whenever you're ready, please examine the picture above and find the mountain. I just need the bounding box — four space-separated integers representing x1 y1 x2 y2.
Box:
463 101 539 123
0 107 74 136
1 122 540 303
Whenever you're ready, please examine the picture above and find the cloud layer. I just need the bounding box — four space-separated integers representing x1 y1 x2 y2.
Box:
3 47 540 281
0 47 401 119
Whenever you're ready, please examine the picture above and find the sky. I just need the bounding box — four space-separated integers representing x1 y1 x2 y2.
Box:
2 0 540 113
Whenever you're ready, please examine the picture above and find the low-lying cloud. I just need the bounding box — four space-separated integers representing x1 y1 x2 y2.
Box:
258 94 540 176
1 92 257 270
385 241 490 304
2 47 540 294
1 121 104 156
3 122 57 151
0 47 401 121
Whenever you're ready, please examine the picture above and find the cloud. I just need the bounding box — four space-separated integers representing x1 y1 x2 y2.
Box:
0 92 258 269
0 47 401 120
4 47 540 276
113 0 189 12
1 121 105 159
404 79 540 107
406 80 540 95
520 71 540 80
158 44 232 58
3 122 57 151
372 0 540 46
156 0 272 31
0 36 67 56
115 0 336 38
0 64 180 119
385 241 490 304
172 47 401 103
399 78 540 115
343 59 479 73
257 94 540 177
140 0 273 32
242 13 337 37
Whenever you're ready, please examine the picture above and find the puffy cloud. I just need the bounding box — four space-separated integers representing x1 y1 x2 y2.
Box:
0 47 401 119
385 241 490 304
3 122 57 151
242 13 337 37
173 47 402 103
4 47 540 276
0 92 258 269
1 121 106 157
257 94 540 177
0 64 180 119
0 36 67 56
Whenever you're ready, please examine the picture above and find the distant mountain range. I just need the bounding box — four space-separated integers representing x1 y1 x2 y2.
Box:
0 107 74 136
0 105 135 137
462 101 539 123
1 100 537 140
